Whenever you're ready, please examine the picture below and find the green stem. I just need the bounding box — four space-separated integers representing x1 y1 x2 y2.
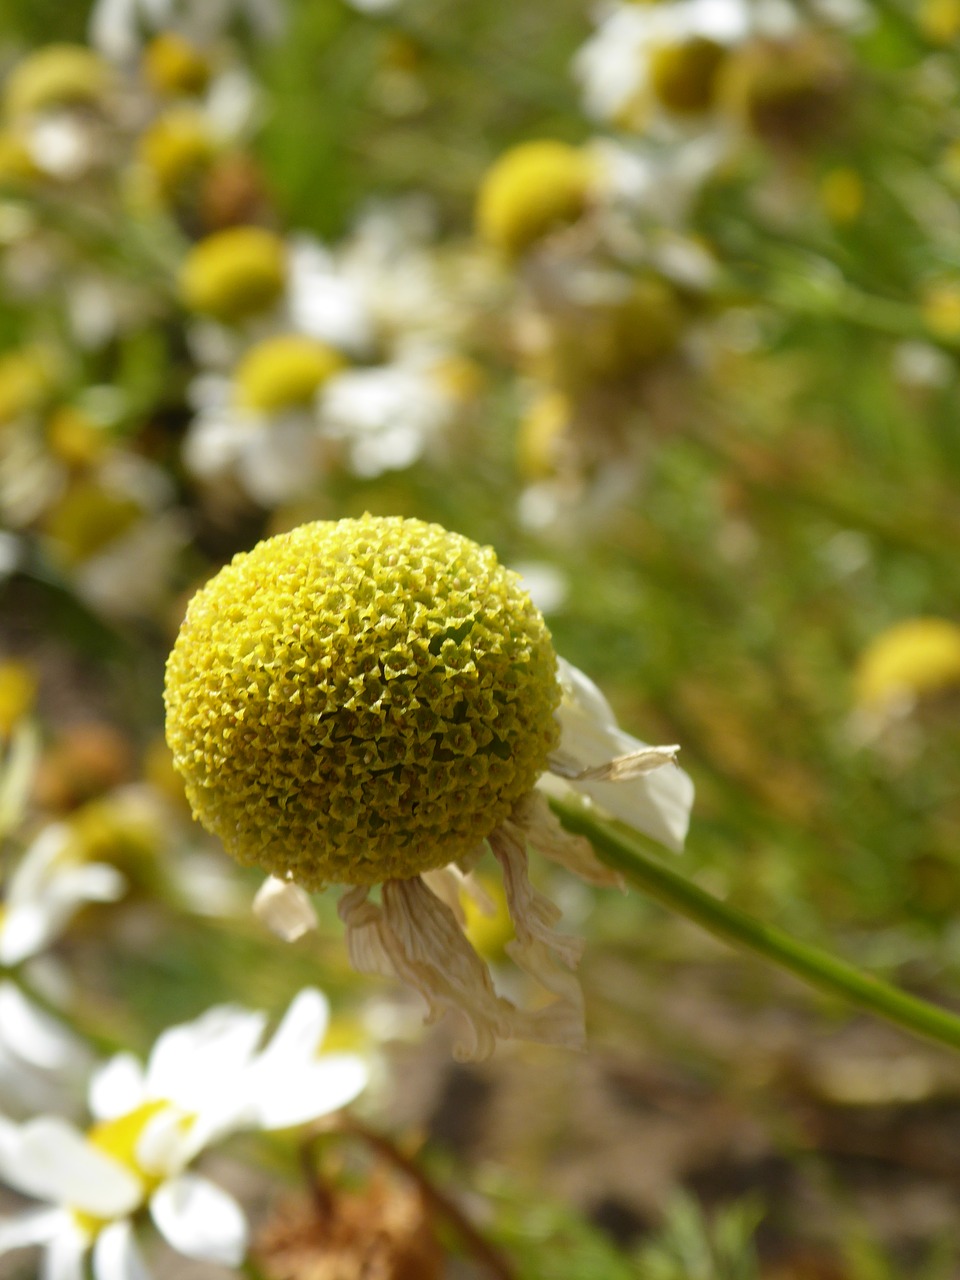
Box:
551 798 960 1054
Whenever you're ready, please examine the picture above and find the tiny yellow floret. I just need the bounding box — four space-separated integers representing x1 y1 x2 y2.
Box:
142 33 211 97
179 226 286 321
855 618 960 708
164 516 561 888
5 45 109 117
476 140 594 256
234 335 344 413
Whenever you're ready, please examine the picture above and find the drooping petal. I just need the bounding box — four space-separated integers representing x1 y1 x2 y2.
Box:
341 876 584 1061
92 1220 151 1280
15 1118 142 1217
150 1174 248 1266
549 658 694 852
253 876 318 941
514 791 624 890
88 1053 147 1122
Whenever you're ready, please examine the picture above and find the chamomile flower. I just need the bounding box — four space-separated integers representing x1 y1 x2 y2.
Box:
0 989 367 1279
164 516 693 1060
89 0 284 63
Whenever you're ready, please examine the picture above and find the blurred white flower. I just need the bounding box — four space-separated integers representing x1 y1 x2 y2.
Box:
90 0 284 61
0 989 367 1279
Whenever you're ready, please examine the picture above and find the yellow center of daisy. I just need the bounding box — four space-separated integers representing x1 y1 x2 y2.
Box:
649 37 727 115
164 516 560 888
476 140 594 256
5 45 109 117
44 483 141 566
73 1100 185 1235
179 226 286 321
234 335 344 413
855 618 960 708
140 109 215 195
142 33 211 97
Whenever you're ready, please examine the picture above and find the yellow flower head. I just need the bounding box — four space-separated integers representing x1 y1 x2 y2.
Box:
5 45 110 118
45 405 106 468
44 483 141 567
921 281 960 342
855 618 960 708
0 661 38 736
142 33 211 97
139 109 215 196
517 389 570 480
234 335 344 413
0 347 55 425
164 516 560 889
179 226 286 321
649 36 727 115
476 140 594 256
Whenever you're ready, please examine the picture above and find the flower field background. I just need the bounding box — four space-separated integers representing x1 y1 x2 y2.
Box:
2 0 960 1275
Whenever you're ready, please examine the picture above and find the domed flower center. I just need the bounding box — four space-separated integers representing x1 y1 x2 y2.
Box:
164 516 561 888
476 140 594 256
855 618 960 708
234 335 344 413
142 33 211 98
179 226 287 321
5 45 109 117
140 109 215 194
649 36 727 115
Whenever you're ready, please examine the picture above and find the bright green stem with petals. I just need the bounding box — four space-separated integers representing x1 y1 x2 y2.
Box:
551 797 960 1055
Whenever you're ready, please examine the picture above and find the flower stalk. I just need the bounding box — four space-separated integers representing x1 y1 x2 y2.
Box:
551 797 960 1055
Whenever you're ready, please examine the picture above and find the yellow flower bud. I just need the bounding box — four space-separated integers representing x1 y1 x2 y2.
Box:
139 109 215 196
234 335 344 413
855 618 960 708
476 140 594 256
142 32 211 97
179 226 286 321
649 36 727 115
5 45 109 117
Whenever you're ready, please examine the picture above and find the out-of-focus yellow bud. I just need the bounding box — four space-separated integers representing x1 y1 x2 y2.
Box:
5 45 110 117
920 0 960 43
46 405 106 468
0 130 38 182
0 347 55 425
820 167 864 226
855 618 960 709
430 354 485 404
234 335 344 412
139 109 215 196
0 661 38 737
649 37 727 115
34 722 132 812
921 281 960 341
142 32 211 97
44 482 141 566
463 875 514 960
179 226 287 320
517 389 570 479
476 140 594 256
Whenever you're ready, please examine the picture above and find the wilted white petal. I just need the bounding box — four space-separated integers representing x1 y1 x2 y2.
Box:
252 1055 368 1129
0 982 87 1072
150 1174 248 1266
253 877 317 941
420 868 467 923
0 1208 64 1253
550 744 680 782
338 886 395 977
16 1119 142 1217
514 791 623 889
550 658 693 852
88 1054 147 1122
92 1220 150 1280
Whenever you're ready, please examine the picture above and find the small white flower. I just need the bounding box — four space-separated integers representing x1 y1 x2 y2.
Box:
0 990 367 1279
89 0 284 62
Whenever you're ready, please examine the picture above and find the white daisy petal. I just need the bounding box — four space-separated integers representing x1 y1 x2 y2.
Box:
0 982 87 1072
255 987 329 1066
40 1220 88 1280
252 1055 368 1130
0 1208 64 1253
145 1006 267 1111
92 1220 150 1280
150 1174 248 1266
253 876 318 941
88 1054 147 1122
16 1119 142 1217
